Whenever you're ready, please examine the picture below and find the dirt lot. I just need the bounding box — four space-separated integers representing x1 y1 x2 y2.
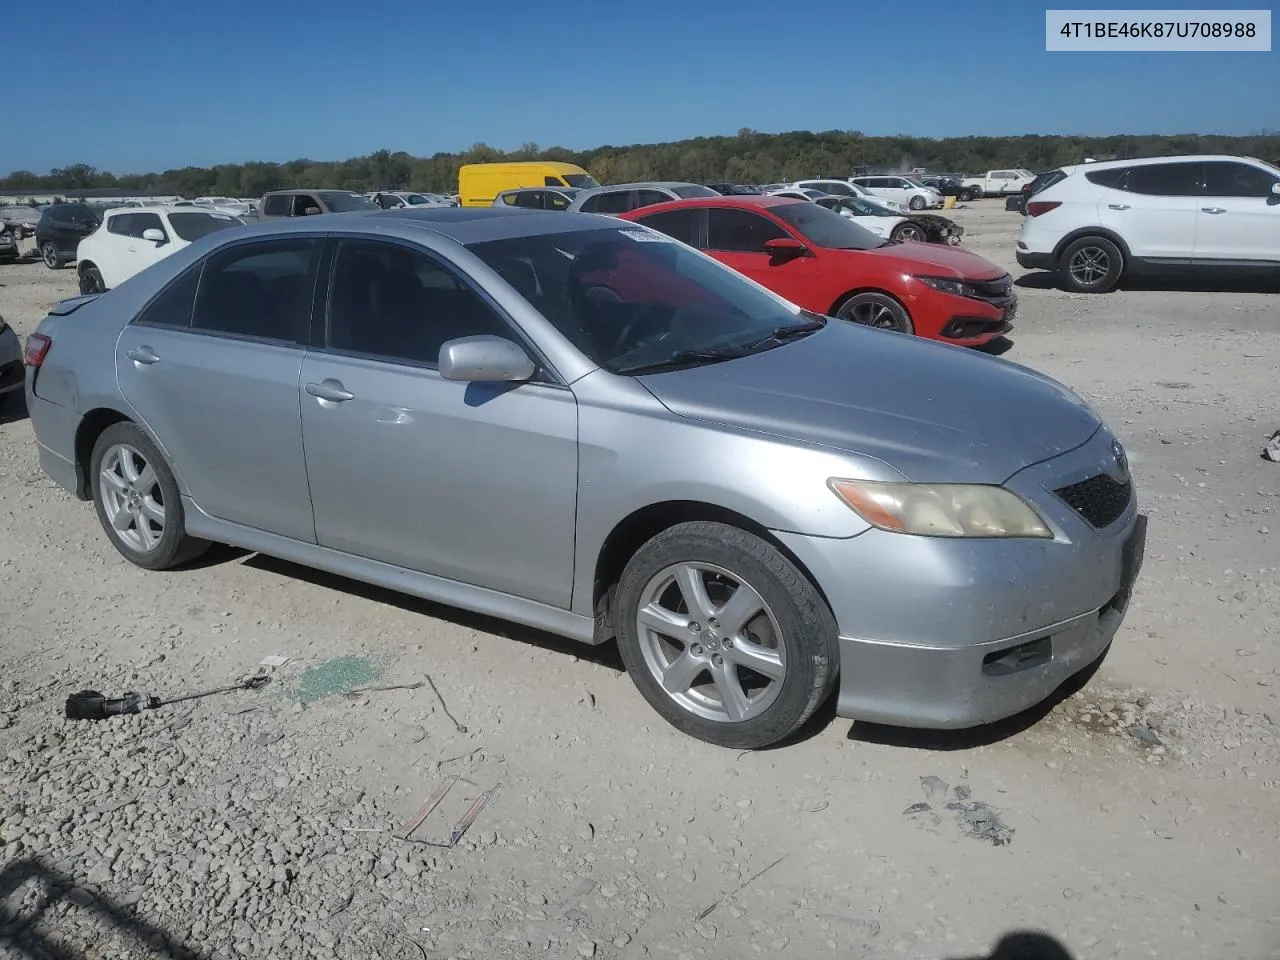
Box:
1 202 1278 960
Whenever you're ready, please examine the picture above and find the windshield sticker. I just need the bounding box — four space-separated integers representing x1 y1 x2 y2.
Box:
620 228 672 243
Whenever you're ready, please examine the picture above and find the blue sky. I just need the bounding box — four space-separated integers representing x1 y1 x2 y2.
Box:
1 0 1275 175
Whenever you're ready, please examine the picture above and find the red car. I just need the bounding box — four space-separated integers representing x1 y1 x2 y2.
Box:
617 196 1015 346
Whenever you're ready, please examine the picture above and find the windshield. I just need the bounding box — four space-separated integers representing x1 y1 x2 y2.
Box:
169 211 244 241
562 173 601 189
318 191 376 212
770 201 884 250
404 194 432 205
467 226 823 375
903 177 929 189
0 206 39 220
819 196 894 218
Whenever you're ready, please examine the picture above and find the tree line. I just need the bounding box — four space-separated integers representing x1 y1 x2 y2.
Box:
3 131 1277 198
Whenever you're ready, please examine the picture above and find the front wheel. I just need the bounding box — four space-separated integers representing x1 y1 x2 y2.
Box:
615 521 838 749
908 195 926 211
891 222 928 243
1060 236 1123 293
836 292 914 334
90 422 210 570
79 265 105 294
960 188 980 201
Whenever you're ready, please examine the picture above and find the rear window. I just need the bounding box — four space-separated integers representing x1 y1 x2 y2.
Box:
671 184 719 199
317 191 376 212
169 212 243 241
1031 170 1067 194
769 201 884 251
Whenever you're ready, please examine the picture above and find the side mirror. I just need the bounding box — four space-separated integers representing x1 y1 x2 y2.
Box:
764 237 808 260
141 228 166 244
1271 182 1280 196
438 335 535 383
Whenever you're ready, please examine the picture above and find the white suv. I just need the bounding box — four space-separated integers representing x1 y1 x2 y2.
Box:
75 206 244 294
788 179 907 212
1016 154 1280 293
850 175 943 210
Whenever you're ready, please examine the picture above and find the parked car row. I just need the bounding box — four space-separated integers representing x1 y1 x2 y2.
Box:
22 202 1146 750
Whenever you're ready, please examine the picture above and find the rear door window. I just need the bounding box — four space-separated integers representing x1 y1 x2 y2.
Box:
588 191 634 214
191 239 320 342
634 208 701 246
1122 163 1201 197
135 267 201 330
633 189 672 209
262 194 289 216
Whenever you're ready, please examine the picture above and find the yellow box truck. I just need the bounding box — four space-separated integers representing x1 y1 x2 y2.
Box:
457 162 599 207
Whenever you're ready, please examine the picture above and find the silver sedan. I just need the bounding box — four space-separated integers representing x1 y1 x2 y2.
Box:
24 207 1146 748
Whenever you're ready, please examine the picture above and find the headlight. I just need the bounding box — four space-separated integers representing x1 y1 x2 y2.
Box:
916 275 969 296
828 479 1053 538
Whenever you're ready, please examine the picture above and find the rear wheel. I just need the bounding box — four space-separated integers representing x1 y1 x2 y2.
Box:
79 264 105 294
41 241 65 270
90 422 209 570
614 521 838 749
836 292 914 334
891 222 928 243
1060 236 1124 293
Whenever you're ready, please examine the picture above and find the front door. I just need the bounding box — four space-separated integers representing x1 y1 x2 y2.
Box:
299 237 579 607
1194 160 1280 262
702 207 821 310
114 238 321 542
120 211 173 281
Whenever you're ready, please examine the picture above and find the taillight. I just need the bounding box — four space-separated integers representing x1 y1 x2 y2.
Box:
1026 201 1061 217
24 333 52 367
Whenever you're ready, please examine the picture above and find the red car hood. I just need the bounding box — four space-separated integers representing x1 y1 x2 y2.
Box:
857 241 1006 280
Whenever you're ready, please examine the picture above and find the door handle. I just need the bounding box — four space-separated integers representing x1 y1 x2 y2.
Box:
126 346 159 365
1107 203 1130 210
1200 207 1226 214
305 379 354 402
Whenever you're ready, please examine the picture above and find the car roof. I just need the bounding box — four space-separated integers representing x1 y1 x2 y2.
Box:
622 195 804 216
1059 154 1258 175
204 205 621 245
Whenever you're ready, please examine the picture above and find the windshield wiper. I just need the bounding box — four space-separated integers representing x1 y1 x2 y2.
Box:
617 318 827 375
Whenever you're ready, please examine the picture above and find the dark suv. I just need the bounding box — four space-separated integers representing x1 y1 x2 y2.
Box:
36 203 101 269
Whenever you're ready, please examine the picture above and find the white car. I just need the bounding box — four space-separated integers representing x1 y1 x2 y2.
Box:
1016 154 1280 293
850 175 943 210
369 191 453 210
787 179 907 212
74 205 245 294
174 197 255 217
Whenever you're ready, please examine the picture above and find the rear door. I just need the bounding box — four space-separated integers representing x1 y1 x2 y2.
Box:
702 207 821 309
1097 162 1200 259
114 238 321 542
1194 160 1280 263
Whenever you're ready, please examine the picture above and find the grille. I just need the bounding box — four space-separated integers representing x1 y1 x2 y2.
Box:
1054 474 1132 529
967 275 1014 303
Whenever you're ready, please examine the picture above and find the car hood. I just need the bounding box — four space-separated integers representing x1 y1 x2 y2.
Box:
859 241 1003 279
638 322 1101 484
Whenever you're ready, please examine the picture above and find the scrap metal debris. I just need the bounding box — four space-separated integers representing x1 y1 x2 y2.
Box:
402 778 500 849
1262 430 1280 462
65 675 271 721
904 777 1015 846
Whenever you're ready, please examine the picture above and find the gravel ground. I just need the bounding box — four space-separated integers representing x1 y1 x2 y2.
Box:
1 202 1278 960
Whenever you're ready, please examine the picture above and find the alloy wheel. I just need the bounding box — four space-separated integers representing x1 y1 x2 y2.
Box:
42 243 57 268
634 562 786 723
1068 246 1111 287
847 300 902 329
898 224 925 242
98 443 166 552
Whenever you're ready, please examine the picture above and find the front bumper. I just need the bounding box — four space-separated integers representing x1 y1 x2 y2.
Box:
0 325 23 395
774 427 1146 729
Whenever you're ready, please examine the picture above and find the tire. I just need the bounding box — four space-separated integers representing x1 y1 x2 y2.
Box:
79 264 105 295
836 292 914 335
89 422 209 570
41 241 66 270
891 222 928 243
908 195 926 211
614 521 839 749
1059 236 1124 293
